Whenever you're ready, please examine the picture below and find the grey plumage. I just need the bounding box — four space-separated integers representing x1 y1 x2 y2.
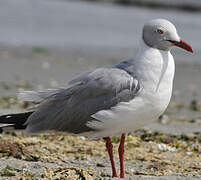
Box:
24 65 140 134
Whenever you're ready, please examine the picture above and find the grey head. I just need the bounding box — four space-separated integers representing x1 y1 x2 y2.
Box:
143 19 193 53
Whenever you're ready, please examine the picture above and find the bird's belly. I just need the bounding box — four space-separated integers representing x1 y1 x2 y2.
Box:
86 89 171 139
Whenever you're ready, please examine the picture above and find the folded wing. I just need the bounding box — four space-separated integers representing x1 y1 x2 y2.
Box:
23 67 140 134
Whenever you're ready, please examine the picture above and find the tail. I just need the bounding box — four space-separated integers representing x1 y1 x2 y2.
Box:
0 111 34 132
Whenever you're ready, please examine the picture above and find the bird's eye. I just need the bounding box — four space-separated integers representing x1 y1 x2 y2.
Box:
157 29 164 34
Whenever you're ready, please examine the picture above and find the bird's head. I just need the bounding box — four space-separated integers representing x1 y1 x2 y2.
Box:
143 19 193 53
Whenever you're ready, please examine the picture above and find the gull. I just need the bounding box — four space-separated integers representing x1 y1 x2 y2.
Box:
0 19 193 178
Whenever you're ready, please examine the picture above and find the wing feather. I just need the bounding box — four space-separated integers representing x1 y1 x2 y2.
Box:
23 67 140 134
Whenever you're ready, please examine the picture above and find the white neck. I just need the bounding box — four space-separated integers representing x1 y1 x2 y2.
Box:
133 39 175 93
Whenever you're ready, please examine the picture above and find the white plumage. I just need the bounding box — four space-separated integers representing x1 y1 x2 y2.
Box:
87 39 175 138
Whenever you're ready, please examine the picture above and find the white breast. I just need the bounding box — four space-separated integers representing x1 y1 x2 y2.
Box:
85 44 175 139
135 43 175 115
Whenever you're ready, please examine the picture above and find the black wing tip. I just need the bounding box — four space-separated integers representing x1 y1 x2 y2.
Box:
0 111 34 132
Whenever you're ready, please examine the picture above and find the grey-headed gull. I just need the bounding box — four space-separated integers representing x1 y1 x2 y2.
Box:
0 19 193 178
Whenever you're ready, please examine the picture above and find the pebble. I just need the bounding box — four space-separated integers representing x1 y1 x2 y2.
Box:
158 143 176 152
130 168 135 172
79 136 86 140
186 151 193 155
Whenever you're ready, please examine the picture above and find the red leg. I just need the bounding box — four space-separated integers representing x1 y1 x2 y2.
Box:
105 137 118 178
118 133 125 178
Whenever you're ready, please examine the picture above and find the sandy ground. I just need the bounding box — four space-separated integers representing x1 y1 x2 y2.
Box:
0 131 200 179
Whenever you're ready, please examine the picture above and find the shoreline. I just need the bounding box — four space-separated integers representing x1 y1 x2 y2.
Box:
80 0 201 12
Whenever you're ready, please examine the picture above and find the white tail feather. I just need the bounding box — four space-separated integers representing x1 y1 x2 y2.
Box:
18 88 65 103
18 91 43 103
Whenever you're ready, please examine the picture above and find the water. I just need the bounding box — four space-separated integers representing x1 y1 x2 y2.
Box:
0 0 200 62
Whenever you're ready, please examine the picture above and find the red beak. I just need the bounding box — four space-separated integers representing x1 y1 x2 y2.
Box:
170 40 193 53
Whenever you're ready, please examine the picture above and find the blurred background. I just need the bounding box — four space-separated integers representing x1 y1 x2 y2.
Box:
0 0 201 133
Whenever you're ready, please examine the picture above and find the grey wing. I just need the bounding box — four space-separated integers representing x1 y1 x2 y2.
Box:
68 71 92 85
114 58 136 75
69 58 136 84
24 67 140 134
